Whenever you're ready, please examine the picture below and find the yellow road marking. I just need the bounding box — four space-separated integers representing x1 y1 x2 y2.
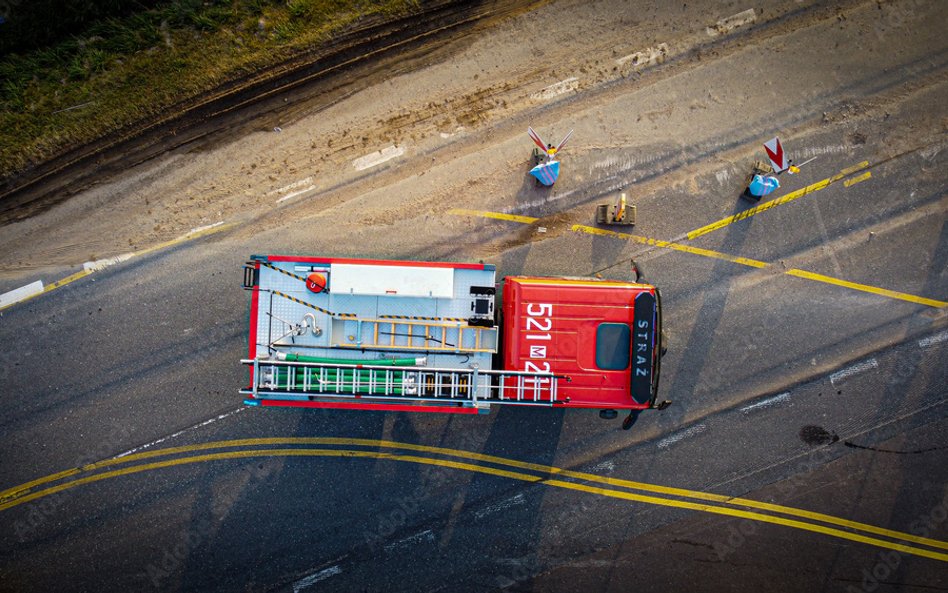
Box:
0 467 78 503
447 208 538 224
832 161 872 181
546 480 948 563
447 211 944 308
43 270 92 292
0 271 93 312
572 224 770 268
4 437 947 554
686 161 870 240
2 446 946 561
134 222 236 257
0 449 542 514
0 222 235 313
844 171 872 188
571 224 945 308
786 269 948 308
0 270 96 312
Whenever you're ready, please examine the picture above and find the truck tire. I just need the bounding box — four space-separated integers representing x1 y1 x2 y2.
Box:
622 410 641 430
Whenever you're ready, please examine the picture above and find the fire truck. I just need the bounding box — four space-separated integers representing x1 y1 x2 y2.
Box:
241 255 668 428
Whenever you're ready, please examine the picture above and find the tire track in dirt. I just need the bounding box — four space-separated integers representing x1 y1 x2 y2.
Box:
0 0 544 225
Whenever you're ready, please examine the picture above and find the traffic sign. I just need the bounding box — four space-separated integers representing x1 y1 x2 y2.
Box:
764 137 788 172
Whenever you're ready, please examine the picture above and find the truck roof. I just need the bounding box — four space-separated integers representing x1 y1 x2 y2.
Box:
247 255 498 372
502 276 659 409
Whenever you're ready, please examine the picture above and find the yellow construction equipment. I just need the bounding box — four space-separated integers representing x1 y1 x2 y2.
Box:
596 192 636 226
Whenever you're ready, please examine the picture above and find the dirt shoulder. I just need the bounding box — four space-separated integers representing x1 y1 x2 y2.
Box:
0 0 538 224
1 0 944 284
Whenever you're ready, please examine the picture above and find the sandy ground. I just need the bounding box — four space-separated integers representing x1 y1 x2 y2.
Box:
0 0 944 277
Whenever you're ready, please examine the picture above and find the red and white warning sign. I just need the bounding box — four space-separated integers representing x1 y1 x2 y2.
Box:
763 137 788 173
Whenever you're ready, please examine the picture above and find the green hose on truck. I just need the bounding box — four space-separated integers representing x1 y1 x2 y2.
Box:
264 354 449 396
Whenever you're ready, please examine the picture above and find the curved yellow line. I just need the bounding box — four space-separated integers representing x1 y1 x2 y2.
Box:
2 447 947 562
547 480 948 562
3 437 946 555
0 449 541 513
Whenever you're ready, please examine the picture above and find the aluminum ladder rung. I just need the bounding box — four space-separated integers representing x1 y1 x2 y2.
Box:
334 318 495 353
242 360 560 406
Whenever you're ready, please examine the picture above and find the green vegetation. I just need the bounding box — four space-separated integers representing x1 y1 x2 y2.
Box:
0 0 417 180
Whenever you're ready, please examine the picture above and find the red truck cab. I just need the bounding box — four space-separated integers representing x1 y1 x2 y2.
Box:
502 276 663 411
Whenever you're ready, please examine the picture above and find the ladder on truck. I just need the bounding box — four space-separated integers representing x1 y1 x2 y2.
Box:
334 318 496 353
240 359 565 408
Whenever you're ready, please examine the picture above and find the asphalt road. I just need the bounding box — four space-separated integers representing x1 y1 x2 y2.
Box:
1 0 946 591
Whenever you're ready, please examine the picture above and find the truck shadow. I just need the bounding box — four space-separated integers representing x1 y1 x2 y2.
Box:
815 218 948 586
659 193 758 426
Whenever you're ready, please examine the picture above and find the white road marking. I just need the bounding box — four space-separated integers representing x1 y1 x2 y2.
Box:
740 392 791 414
188 221 225 234
83 253 135 272
589 148 681 176
809 197 844 276
276 185 317 203
293 565 342 592
440 126 465 139
267 176 314 197
475 493 526 519
503 182 609 214
352 145 405 171
563 559 614 568
919 142 945 162
383 529 435 552
113 407 246 458
707 9 756 37
591 460 616 473
0 280 44 309
657 424 707 449
797 145 851 158
616 44 668 68
2 220 232 313
829 359 879 386
531 77 579 101
919 330 948 349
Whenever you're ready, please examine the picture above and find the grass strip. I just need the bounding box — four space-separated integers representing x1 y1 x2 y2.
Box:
0 0 417 180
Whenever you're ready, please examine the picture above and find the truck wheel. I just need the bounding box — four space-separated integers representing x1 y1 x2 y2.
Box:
599 409 618 420
660 329 669 357
622 410 641 430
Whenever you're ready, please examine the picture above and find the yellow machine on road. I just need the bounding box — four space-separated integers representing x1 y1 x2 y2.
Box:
596 192 636 227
